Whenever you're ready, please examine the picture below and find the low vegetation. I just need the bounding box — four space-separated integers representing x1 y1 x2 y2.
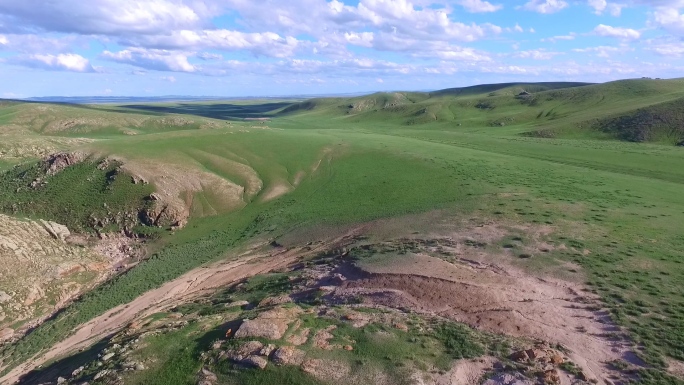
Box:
0 78 684 384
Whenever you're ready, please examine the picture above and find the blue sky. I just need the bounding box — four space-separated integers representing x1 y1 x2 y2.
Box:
0 0 683 97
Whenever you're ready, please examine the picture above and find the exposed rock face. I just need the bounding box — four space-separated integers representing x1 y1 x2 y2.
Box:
242 355 268 369
0 328 14 341
233 306 301 340
142 199 188 229
44 152 86 175
39 220 71 241
272 346 306 366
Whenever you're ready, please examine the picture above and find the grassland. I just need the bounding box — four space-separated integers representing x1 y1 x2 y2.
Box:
0 79 684 384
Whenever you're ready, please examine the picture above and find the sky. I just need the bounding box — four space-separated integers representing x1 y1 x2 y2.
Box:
1 0 684 97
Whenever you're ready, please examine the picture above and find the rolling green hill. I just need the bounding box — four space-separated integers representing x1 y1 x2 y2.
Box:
1 78 684 385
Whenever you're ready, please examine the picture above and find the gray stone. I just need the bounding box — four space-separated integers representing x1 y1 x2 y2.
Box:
242 355 268 370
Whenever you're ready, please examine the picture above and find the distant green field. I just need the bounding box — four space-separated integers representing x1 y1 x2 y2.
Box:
1 79 684 383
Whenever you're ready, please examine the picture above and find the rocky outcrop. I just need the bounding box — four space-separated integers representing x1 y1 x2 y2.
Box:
141 199 188 229
233 306 301 340
0 328 14 341
44 152 87 175
272 346 306 366
39 220 70 242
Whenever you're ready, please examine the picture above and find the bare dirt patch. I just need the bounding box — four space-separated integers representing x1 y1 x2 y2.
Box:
335 254 634 385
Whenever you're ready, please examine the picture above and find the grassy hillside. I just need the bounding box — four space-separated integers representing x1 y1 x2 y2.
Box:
1 79 684 384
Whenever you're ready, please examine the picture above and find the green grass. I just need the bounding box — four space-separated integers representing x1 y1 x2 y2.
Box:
2 80 684 383
0 158 154 233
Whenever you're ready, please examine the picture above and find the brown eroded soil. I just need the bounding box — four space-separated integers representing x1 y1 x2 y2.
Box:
335 252 634 385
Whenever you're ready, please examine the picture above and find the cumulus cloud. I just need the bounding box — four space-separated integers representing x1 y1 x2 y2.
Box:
122 30 301 58
587 0 624 16
0 0 211 35
520 0 569 14
102 48 198 72
573 45 633 58
652 6 684 36
593 24 641 39
11 53 95 72
457 0 503 13
511 49 563 60
647 38 684 57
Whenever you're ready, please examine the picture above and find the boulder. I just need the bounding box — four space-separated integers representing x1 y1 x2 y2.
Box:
259 344 277 357
272 346 306 366
258 295 293 307
39 220 70 241
44 152 86 175
234 307 301 340
0 328 14 341
242 355 268 370
197 367 218 385
510 350 529 362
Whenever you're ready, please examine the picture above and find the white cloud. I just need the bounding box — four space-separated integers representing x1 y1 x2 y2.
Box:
124 30 301 58
102 48 197 72
161 76 177 82
573 45 633 58
542 33 576 42
0 0 211 35
652 6 684 36
647 38 684 57
197 52 223 61
0 34 6 45
511 49 563 60
593 24 641 39
520 0 569 14
12 53 95 72
458 0 503 13
587 0 624 16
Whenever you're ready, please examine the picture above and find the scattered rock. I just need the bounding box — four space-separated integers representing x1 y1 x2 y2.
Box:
101 352 115 361
313 325 337 350
44 152 86 175
57 377 67 384
542 369 561 384
72 366 84 377
287 327 311 346
259 344 277 357
233 306 301 340
242 355 268 369
94 369 111 380
392 322 409 332
301 359 351 382
258 295 293 307
197 367 218 385
483 372 535 385
225 300 250 309
39 220 70 241
272 346 306 366
510 350 529 362
131 175 148 185
0 328 13 341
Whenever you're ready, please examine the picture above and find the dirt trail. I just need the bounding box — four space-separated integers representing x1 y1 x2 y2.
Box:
1 226 366 385
341 254 636 385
